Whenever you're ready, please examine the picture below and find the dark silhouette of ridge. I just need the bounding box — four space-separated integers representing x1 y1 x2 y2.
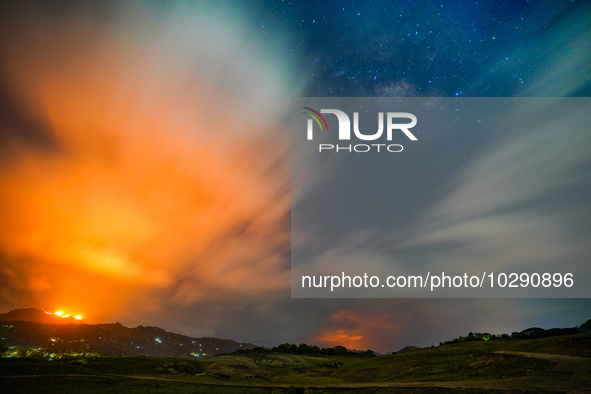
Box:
0 308 85 325
0 308 254 358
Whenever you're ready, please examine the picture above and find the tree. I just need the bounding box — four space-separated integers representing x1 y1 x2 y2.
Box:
579 319 591 332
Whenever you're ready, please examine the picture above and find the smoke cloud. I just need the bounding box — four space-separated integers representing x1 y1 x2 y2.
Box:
0 1 299 322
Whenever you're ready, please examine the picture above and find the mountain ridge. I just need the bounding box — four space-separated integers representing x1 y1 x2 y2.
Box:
0 308 85 325
0 308 254 358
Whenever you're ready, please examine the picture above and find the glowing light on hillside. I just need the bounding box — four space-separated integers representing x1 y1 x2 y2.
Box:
44 310 83 320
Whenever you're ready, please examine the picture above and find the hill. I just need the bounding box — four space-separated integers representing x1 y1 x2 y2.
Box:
0 308 253 358
1 331 590 393
1 311 590 392
0 308 85 325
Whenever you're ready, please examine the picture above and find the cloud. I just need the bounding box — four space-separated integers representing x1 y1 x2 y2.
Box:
292 96 591 298
402 99 591 280
0 1 300 321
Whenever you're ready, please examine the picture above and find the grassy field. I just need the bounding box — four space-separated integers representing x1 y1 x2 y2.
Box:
1 333 590 393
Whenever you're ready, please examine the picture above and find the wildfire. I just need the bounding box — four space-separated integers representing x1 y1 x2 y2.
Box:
45 310 83 320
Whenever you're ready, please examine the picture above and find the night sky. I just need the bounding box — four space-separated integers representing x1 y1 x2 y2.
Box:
0 0 590 353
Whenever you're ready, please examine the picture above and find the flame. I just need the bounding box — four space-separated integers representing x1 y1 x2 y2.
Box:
45 310 82 320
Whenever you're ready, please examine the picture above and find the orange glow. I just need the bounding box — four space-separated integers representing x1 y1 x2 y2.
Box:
0 3 294 323
312 309 400 351
45 310 82 320
315 329 364 346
